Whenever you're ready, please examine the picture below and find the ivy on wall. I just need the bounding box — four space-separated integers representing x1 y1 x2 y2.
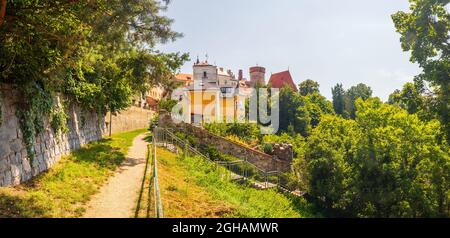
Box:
0 1 188 160
16 82 54 159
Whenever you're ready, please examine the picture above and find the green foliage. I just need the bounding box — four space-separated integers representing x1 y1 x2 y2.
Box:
278 87 311 137
0 0 187 159
388 81 437 123
50 107 69 136
262 133 306 159
298 79 320 96
331 83 373 119
278 86 334 136
262 143 274 154
0 129 146 217
332 83 346 116
158 99 178 112
180 154 307 218
301 98 450 217
392 0 450 141
16 82 55 159
148 113 159 131
204 122 261 145
345 83 373 119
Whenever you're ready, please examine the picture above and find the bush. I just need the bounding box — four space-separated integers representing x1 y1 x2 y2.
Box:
301 98 450 218
262 143 273 154
204 122 261 145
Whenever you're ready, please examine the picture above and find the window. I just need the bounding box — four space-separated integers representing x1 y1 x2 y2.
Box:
203 72 207 78
221 87 233 94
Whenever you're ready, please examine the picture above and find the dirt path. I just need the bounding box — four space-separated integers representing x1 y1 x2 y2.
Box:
83 133 148 218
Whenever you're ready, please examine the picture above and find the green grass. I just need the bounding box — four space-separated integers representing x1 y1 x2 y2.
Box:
157 147 318 218
0 128 148 218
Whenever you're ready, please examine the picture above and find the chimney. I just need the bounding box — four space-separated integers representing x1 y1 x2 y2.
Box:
238 69 243 81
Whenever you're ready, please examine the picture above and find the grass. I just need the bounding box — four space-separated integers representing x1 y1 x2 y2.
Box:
0 128 148 218
156 147 317 218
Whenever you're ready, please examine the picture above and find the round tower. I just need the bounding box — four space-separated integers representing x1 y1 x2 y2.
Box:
249 66 266 87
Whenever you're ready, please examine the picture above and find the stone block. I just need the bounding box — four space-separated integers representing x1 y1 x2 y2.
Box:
4 171 11 186
0 142 11 159
22 158 31 173
0 159 9 173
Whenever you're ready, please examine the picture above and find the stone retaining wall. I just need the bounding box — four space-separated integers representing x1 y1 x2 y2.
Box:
104 107 153 136
159 112 291 172
0 84 106 186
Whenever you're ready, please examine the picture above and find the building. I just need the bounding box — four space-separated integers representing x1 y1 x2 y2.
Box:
174 73 193 86
248 66 266 87
182 60 246 124
268 70 298 92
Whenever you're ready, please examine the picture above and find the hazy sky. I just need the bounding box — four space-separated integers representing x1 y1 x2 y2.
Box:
157 0 422 100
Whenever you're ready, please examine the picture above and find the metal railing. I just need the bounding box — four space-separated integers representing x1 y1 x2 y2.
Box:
151 130 164 218
153 127 289 190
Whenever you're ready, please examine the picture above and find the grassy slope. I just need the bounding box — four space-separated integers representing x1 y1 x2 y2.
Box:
0 128 148 218
157 147 316 218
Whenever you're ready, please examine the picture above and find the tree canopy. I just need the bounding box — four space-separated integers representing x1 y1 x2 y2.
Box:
298 79 320 96
0 0 188 158
300 98 450 217
392 0 450 142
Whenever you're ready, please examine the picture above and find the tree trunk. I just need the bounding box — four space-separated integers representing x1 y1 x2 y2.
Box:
0 0 6 27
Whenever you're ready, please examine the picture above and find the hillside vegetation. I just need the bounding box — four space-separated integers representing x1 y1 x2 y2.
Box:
0 129 147 218
155 148 318 218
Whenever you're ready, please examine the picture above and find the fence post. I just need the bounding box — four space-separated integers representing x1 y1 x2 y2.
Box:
184 140 188 159
152 127 164 218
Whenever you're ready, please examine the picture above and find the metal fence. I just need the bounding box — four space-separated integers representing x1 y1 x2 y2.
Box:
152 127 294 191
151 132 164 218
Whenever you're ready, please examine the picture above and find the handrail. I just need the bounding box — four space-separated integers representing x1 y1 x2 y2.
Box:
152 128 164 218
156 127 282 183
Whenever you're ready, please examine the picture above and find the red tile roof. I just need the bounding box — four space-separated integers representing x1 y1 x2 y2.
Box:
174 74 193 82
268 70 298 91
146 96 159 107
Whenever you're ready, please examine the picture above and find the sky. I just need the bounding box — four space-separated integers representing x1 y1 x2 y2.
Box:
156 0 422 100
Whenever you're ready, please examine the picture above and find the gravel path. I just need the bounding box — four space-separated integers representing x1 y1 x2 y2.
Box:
83 133 148 218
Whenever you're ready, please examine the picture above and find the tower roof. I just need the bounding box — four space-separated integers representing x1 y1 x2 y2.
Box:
268 70 298 92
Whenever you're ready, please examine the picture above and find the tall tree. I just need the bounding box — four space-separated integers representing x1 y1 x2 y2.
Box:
392 0 450 142
345 83 373 119
298 79 320 96
302 98 450 217
332 83 346 116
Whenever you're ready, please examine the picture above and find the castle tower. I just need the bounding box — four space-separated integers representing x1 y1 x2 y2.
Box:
249 66 266 87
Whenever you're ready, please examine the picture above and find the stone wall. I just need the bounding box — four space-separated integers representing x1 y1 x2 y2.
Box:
104 107 153 136
0 84 106 187
159 112 291 172
269 143 294 163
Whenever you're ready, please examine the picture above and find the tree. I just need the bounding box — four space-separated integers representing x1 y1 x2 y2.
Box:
0 0 188 158
301 98 450 217
299 79 320 96
388 82 425 115
392 0 450 142
305 92 334 127
345 83 373 119
332 83 346 116
278 86 311 137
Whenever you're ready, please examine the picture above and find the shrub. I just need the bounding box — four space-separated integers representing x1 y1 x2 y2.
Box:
262 143 273 154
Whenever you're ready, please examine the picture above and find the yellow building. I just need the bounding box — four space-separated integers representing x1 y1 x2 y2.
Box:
182 60 246 124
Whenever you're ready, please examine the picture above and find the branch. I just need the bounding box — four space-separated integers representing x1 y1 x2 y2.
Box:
0 0 6 27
